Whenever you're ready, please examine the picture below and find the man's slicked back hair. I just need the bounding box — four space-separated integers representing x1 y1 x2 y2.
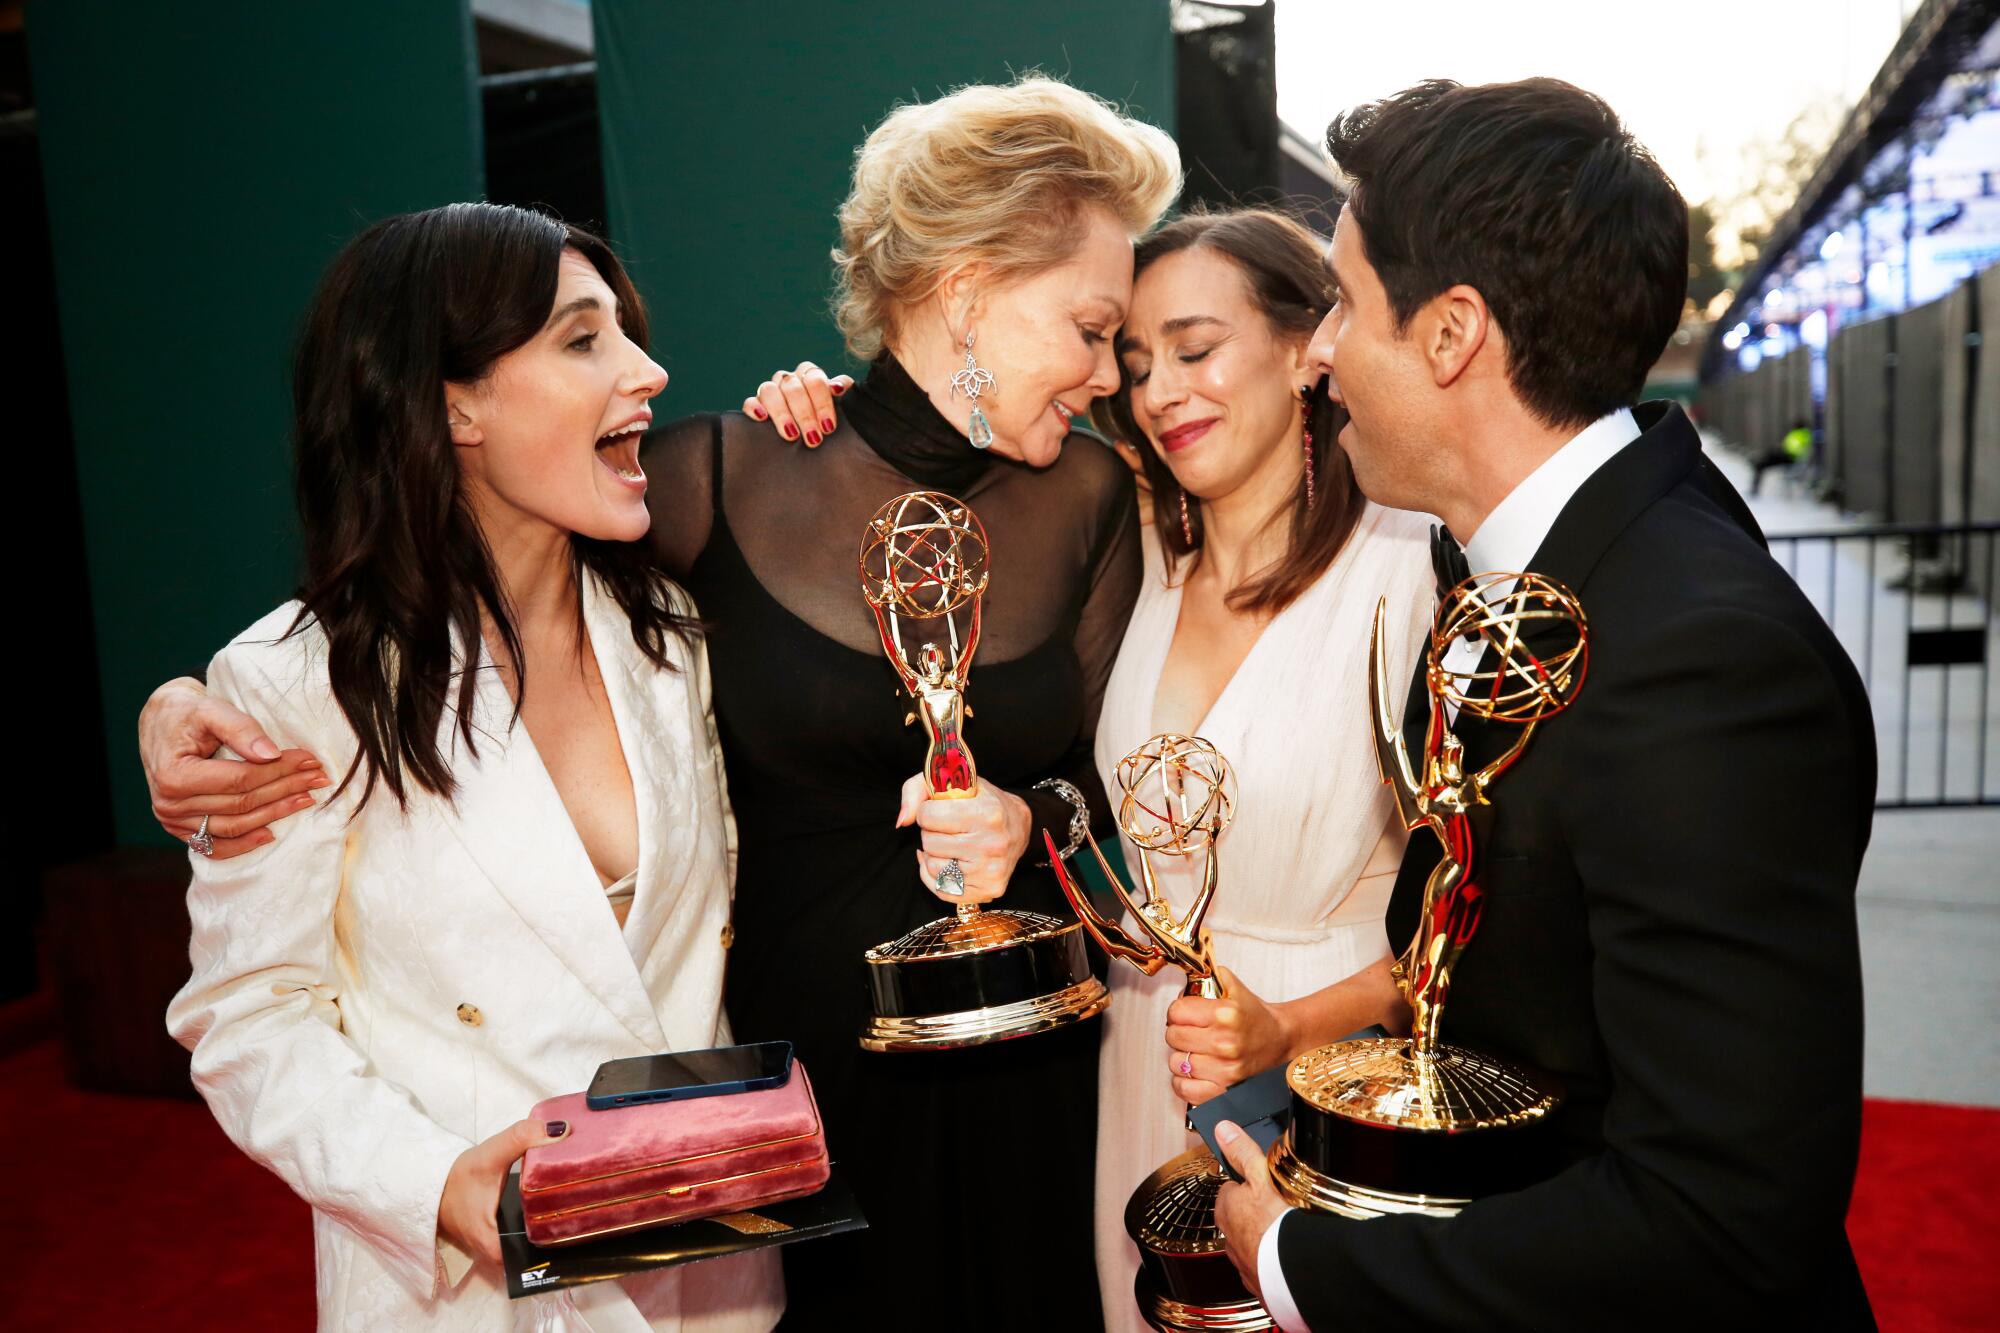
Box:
1324 78 1688 430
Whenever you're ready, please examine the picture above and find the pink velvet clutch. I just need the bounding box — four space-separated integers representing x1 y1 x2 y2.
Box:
520 1061 830 1247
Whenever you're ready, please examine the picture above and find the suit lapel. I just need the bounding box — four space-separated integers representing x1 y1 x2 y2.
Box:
1387 404 1723 924
438 589 670 1050
590 580 698 989
600 580 737 1053
1520 402 1711 594
1432 404 1717 778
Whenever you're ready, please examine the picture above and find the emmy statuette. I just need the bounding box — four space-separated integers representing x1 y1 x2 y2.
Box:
856 491 1109 1052
1048 735 1272 1332
1267 572 1589 1218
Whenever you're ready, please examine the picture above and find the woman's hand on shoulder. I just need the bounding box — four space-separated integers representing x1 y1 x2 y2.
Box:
740 361 852 447
438 1117 570 1266
142 676 329 858
896 774 1032 906
1165 967 1297 1105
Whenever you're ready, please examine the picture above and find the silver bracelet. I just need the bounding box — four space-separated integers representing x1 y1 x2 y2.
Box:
1031 777 1090 867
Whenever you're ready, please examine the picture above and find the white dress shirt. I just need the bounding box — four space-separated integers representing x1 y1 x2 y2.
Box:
1437 407 1641 704
1253 407 1639 1332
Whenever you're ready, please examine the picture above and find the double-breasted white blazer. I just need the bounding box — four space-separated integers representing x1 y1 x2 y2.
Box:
167 575 783 1331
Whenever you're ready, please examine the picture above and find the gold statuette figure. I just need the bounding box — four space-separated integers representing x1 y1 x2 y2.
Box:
856 491 1108 1052
1053 734 1234 1003
1267 572 1589 1219
1050 734 1272 1333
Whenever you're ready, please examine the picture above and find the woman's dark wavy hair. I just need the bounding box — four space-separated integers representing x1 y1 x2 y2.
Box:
1103 207 1365 615
287 202 694 809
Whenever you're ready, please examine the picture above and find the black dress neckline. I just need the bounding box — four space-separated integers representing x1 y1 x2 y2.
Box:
842 354 996 495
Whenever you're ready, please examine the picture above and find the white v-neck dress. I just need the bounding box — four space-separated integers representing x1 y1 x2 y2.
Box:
1091 503 1436 1329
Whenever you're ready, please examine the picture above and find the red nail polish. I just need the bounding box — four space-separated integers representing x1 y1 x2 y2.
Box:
749 405 767 420
805 429 821 446
821 417 836 434
782 423 797 440
832 382 848 396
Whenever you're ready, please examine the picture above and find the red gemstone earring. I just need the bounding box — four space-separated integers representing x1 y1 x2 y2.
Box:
1179 489 1194 546
1300 387 1317 512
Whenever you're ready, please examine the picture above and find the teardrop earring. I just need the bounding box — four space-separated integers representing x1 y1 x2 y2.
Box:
949 329 997 450
1179 489 1194 546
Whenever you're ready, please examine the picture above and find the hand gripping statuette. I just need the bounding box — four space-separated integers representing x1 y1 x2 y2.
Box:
1048 735 1273 1332
1267 572 1589 1219
855 491 1107 1052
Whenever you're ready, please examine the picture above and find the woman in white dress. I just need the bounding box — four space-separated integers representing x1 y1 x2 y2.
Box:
1091 210 1434 1329
163 203 781 1331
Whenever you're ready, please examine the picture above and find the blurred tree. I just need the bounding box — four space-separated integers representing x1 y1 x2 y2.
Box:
1686 200 1728 318
1699 100 1846 271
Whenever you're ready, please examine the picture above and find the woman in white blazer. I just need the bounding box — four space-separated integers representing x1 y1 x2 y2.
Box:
165 204 782 1332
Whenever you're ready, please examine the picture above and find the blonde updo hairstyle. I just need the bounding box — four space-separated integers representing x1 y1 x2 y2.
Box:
833 75 1182 359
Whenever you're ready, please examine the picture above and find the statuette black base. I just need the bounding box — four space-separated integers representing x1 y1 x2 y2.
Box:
1268 1036 1562 1216
859 909 1107 1052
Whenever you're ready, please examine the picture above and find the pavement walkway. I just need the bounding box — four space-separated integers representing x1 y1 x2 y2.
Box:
1705 440 2000 1107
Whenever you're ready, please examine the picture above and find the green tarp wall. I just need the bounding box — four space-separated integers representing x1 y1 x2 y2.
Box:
31 3 486 844
591 0 1176 410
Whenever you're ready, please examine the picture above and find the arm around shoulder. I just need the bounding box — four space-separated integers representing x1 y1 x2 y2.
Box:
167 609 475 1299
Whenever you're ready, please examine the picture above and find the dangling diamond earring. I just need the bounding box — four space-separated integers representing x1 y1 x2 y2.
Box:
1179 489 1194 546
1300 386 1317 512
949 329 997 449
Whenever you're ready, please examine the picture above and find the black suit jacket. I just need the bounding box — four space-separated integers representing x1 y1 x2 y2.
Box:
1278 403 1877 1330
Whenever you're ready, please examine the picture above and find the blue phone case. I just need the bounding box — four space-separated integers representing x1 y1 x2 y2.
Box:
585 1042 794 1111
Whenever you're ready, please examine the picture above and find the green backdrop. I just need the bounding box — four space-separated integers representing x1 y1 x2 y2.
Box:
33 0 1173 846
591 0 1175 409
31 3 485 844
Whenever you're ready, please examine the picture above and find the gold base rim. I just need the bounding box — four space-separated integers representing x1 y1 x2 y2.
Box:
862 909 1082 963
1127 1148 1228 1255
1284 1036 1560 1132
857 976 1109 1052
1137 1280 1275 1332
1266 1135 1468 1219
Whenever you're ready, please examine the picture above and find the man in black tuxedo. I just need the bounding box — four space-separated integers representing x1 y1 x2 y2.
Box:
1212 79 1877 1329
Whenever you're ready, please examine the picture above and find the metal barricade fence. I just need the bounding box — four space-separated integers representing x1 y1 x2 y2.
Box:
1764 520 1999 807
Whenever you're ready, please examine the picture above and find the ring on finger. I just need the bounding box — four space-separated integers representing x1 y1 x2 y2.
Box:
189 815 215 858
937 858 965 897
1179 1054 1193 1078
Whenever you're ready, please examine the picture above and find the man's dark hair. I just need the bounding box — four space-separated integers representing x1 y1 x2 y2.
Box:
1324 78 1688 430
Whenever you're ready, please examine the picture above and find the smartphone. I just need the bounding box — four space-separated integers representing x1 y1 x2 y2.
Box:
585 1041 794 1110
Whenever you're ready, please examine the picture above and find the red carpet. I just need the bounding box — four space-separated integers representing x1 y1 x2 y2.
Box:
1847 1097 2000 1331
0 1041 314 1331
0 1037 1992 1330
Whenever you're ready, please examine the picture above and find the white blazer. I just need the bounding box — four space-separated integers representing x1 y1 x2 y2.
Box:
167 575 783 1332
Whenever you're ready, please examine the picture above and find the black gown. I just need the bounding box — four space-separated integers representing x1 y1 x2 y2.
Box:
642 356 1139 1330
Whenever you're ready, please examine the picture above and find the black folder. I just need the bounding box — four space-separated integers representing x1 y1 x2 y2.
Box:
497 1164 867 1299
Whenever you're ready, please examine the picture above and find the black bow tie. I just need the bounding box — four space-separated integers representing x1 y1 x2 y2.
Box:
1431 524 1471 600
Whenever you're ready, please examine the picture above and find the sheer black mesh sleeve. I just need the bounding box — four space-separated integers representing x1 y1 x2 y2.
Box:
638 415 719 580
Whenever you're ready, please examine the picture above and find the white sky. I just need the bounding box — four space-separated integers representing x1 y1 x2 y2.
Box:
1272 0 1919 206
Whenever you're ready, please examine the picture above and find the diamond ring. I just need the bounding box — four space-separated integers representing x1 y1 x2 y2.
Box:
1179 1055 1193 1078
189 815 215 858
937 859 965 897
